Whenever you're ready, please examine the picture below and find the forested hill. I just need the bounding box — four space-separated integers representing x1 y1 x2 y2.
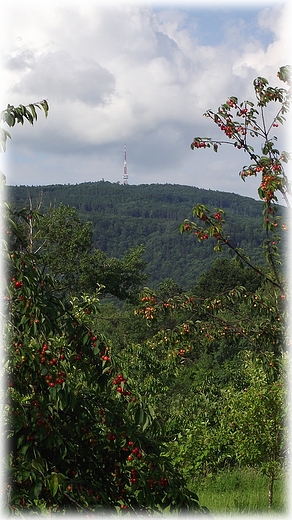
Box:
6 181 284 289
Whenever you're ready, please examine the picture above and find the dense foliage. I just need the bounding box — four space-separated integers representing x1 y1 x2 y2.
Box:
7 182 286 289
14 202 148 302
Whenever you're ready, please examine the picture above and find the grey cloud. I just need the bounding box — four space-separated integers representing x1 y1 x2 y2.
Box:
154 30 179 61
5 48 36 70
12 50 115 106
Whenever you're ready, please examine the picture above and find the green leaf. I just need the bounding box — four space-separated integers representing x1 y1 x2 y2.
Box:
82 332 90 345
31 458 47 475
29 104 38 120
135 405 145 426
179 222 187 234
17 435 24 448
23 108 34 124
20 444 29 456
49 386 57 400
29 480 43 499
68 391 77 410
48 473 59 497
277 65 292 83
4 113 15 127
40 99 49 117
137 490 145 506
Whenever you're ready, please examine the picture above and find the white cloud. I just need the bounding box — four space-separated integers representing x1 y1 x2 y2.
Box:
10 50 115 106
232 3 291 78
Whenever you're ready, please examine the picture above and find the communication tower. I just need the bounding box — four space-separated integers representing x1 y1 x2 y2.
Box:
123 143 128 185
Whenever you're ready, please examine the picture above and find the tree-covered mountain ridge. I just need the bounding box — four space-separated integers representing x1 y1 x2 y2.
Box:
7 181 286 289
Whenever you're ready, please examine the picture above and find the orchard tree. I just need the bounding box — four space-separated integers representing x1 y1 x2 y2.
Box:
35 203 93 292
3 225 202 514
182 65 291 295
21 202 147 302
129 67 290 510
226 353 286 509
163 351 286 510
1 102 207 515
179 66 291 360
181 66 290 506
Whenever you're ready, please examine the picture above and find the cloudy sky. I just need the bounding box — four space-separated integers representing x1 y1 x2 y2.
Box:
1 0 291 200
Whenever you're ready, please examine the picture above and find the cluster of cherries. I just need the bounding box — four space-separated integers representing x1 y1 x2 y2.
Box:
127 442 143 461
141 295 156 304
87 331 111 363
101 347 111 362
192 140 210 148
129 467 138 484
112 374 131 397
38 343 67 387
260 174 281 202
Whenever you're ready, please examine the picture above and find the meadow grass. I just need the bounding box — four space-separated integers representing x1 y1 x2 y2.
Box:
191 468 287 515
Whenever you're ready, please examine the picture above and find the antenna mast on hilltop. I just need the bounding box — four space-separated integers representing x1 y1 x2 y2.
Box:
123 143 128 185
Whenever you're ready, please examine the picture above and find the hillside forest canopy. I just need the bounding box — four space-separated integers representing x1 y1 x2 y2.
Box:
6 182 288 292
1 65 291 516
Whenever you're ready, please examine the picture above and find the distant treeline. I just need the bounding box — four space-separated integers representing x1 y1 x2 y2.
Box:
6 181 287 289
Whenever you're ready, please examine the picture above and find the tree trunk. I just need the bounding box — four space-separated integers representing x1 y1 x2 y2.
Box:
268 472 274 509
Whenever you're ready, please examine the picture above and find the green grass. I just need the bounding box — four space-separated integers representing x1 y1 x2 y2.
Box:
190 468 287 515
